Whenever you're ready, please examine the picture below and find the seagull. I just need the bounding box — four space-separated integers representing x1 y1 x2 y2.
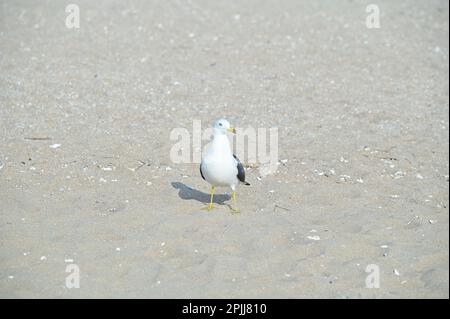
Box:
200 119 250 213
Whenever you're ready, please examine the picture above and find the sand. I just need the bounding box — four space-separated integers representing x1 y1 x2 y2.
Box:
0 0 448 298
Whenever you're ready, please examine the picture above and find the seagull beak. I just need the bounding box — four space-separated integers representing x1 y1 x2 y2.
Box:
227 127 236 134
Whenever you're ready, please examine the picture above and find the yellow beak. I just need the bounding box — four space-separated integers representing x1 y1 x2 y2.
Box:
227 127 236 134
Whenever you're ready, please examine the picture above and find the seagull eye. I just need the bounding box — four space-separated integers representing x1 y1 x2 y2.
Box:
219 123 222 126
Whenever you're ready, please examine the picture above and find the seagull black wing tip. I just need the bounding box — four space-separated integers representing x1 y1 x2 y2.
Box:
233 154 250 185
199 163 206 181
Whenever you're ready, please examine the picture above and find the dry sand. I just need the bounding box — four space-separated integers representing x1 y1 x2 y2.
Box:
0 0 449 298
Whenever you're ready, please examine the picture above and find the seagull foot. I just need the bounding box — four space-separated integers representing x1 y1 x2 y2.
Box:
201 204 215 211
229 206 240 214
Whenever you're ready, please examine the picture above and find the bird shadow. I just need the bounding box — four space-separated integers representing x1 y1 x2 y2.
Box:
171 182 231 205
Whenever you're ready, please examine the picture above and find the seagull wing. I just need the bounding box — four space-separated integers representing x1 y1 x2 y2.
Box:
233 154 250 185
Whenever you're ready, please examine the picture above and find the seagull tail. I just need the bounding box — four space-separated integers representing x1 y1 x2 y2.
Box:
243 181 250 186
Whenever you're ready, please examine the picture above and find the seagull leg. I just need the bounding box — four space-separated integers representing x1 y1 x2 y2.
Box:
202 186 216 211
230 191 240 214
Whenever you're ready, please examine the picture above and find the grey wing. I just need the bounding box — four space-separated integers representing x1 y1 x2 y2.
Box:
233 154 249 185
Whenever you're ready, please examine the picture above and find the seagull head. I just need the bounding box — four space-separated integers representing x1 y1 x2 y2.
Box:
213 118 236 135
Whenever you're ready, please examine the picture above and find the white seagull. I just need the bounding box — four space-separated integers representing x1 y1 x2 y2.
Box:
200 119 250 213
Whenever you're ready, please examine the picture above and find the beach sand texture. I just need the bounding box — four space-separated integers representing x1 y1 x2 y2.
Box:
0 0 448 298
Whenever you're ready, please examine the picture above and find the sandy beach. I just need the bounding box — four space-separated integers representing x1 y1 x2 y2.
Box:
0 0 448 298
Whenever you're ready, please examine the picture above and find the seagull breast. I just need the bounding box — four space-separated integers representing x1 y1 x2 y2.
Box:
200 134 239 187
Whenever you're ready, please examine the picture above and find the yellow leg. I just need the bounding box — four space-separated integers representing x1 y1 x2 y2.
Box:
231 191 240 214
202 186 215 211
210 186 216 209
